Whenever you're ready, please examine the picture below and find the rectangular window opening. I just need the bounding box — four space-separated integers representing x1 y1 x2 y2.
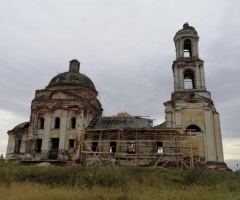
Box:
14 139 21 154
110 141 117 153
157 141 163 154
55 118 60 129
92 142 98 152
71 118 76 129
69 139 75 148
127 141 135 154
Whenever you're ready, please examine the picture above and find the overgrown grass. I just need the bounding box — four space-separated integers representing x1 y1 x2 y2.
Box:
0 162 240 199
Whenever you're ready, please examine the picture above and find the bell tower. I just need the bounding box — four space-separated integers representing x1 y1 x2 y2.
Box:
164 23 225 168
173 22 206 91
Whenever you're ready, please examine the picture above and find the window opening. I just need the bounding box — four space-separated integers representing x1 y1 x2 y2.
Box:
14 139 21 154
51 138 59 149
184 39 192 57
38 117 44 129
110 141 117 153
92 142 98 152
69 139 75 148
71 117 76 129
55 117 60 129
186 125 201 132
157 141 163 154
184 70 195 89
36 139 42 153
127 141 135 153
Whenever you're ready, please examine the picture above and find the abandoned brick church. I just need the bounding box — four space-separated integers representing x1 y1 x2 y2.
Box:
6 23 226 169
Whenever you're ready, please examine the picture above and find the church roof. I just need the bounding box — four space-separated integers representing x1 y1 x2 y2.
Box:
86 117 153 129
46 59 96 91
174 23 198 38
8 122 29 133
47 71 96 91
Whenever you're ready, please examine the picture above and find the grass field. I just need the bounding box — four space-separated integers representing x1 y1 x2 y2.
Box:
0 160 240 200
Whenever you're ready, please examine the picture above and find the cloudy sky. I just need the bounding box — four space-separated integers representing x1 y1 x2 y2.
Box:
0 0 240 170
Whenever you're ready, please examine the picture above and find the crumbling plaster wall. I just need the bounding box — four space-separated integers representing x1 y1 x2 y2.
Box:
164 95 224 164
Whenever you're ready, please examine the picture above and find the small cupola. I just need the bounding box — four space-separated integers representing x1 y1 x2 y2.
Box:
174 23 199 59
69 59 80 73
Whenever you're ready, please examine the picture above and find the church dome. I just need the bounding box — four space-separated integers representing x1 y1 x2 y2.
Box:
174 23 198 39
46 59 96 91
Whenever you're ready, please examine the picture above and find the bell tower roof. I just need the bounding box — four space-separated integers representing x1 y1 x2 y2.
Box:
174 23 198 39
173 23 200 60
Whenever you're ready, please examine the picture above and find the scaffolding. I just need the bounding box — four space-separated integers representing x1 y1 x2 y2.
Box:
79 128 201 170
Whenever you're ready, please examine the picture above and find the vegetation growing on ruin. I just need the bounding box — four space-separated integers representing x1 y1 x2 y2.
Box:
0 161 240 200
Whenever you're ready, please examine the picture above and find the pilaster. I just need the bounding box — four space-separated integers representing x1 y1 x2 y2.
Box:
59 110 68 150
174 66 179 90
213 113 224 162
200 65 206 89
179 67 183 89
41 114 51 158
195 63 201 89
204 109 216 162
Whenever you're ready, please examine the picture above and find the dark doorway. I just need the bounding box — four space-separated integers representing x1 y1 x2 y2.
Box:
36 139 42 153
49 138 59 159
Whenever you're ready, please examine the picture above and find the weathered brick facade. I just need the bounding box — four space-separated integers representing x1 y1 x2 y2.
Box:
6 24 226 169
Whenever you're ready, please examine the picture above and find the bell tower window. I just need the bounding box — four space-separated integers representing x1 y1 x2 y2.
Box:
184 39 192 57
184 70 195 89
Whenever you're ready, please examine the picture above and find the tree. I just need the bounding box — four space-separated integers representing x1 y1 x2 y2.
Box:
0 154 4 160
116 112 132 117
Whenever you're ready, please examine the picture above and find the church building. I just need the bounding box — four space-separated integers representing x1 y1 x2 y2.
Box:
5 23 225 169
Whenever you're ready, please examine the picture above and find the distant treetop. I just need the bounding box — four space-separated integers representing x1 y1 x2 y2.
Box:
116 112 132 117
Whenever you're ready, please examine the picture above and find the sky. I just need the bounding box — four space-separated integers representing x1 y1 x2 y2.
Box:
0 0 240 170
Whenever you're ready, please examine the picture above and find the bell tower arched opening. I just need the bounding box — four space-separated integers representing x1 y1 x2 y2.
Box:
184 39 192 57
184 69 195 89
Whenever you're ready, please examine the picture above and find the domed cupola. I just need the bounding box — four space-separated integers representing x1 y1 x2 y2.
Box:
46 59 96 91
174 23 199 59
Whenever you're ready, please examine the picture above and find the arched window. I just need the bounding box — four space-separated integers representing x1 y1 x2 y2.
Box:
55 117 60 129
186 124 201 132
184 69 195 89
38 117 44 129
71 117 76 129
184 39 192 57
